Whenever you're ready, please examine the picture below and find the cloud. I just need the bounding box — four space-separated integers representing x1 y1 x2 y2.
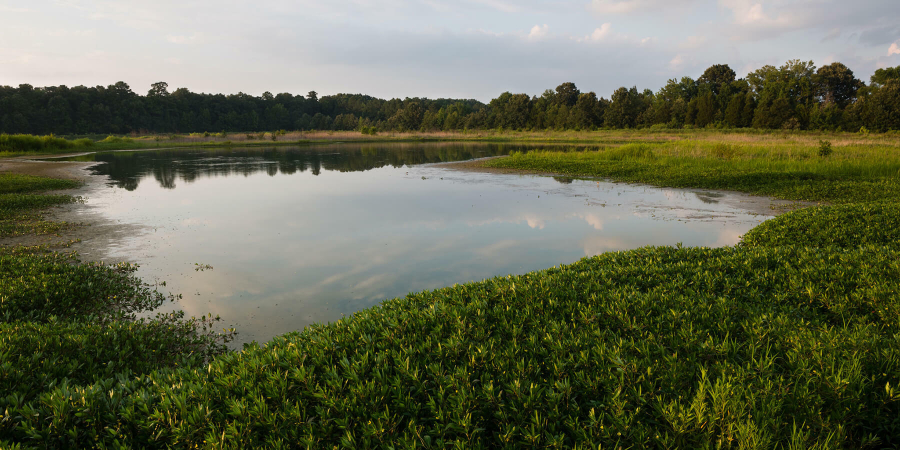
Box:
468 0 520 13
717 0 900 42
589 0 641 14
528 24 549 41
589 0 695 14
669 54 687 70
859 25 900 46
890 42 900 56
821 28 841 43
587 23 612 42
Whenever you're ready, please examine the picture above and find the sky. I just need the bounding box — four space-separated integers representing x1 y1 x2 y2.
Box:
1 0 899 101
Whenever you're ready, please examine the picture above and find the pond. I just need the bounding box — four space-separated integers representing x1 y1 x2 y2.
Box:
61 143 778 347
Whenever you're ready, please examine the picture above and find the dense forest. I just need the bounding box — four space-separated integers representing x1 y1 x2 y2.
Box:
1 60 899 135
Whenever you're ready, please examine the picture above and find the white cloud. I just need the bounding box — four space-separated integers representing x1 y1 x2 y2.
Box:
468 0 520 13
528 24 549 41
589 0 641 14
669 54 686 70
588 23 612 41
889 42 900 56
589 0 697 15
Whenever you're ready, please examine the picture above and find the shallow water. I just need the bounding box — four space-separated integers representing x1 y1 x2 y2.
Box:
62 143 776 347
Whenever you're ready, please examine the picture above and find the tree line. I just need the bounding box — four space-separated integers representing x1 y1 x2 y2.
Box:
1 60 898 135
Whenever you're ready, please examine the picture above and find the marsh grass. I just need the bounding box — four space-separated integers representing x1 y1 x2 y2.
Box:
0 174 81 237
485 138 900 204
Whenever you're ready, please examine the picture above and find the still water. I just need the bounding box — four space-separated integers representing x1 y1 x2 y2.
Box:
62 143 776 347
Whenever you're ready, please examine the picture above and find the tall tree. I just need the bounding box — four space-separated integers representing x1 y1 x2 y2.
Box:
554 82 580 108
698 64 736 95
814 62 863 107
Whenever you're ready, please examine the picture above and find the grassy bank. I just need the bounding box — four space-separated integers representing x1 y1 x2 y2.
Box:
480 139 900 205
0 174 80 237
5 129 900 158
2 132 900 448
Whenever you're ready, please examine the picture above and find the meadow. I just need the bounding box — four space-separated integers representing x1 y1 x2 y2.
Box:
0 130 899 448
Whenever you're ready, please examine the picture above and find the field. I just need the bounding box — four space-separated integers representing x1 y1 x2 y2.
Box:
1 130 899 448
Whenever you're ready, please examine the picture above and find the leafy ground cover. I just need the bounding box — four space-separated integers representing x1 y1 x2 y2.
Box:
2 132 899 448
3 245 899 448
0 174 80 237
742 203 900 249
0 176 233 449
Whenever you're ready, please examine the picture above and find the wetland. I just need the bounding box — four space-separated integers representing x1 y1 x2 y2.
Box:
56 142 783 346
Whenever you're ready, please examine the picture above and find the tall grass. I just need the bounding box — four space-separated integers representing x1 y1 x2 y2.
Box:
0 134 96 156
486 139 900 204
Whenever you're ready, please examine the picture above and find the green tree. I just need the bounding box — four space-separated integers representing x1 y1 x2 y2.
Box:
698 64 736 95
814 62 863 108
870 66 900 88
554 82 580 108
695 92 717 127
148 82 169 97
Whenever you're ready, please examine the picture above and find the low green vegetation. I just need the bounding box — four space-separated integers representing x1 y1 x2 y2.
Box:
2 132 899 447
742 203 900 249
0 134 94 155
0 177 233 448
0 174 80 237
3 243 899 448
483 138 900 204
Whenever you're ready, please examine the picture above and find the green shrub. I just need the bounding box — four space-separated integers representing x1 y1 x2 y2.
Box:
99 135 134 144
3 245 899 447
603 143 655 160
0 317 217 404
818 140 833 157
742 203 900 249
0 134 80 153
0 251 168 323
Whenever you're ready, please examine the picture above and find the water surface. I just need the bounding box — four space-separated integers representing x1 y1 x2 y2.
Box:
63 143 776 346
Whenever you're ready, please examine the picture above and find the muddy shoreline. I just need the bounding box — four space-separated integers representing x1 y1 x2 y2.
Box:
0 158 144 264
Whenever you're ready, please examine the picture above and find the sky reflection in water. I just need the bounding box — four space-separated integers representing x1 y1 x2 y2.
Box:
67 144 773 347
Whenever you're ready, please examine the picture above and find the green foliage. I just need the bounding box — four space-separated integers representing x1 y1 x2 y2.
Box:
99 135 134 144
0 134 94 154
602 143 656 161
0 175 80 237
0 251 166 323
0 169 234 444
741 203 900 249
485 141 900 204
2 244 899 447
0 174 79 194
0 318 215 403
1 61 899 135
818 140 833 157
